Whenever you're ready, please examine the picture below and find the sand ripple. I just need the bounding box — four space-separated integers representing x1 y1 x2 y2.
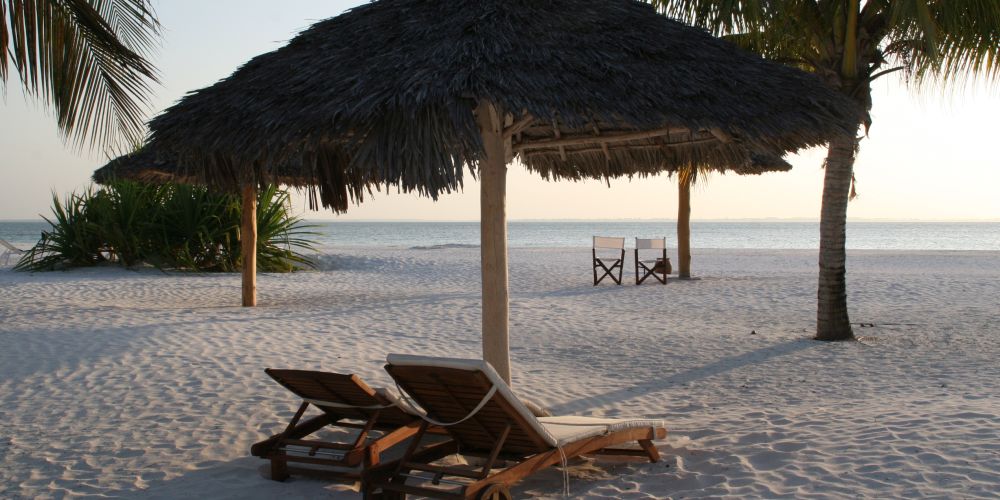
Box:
1 248 998 498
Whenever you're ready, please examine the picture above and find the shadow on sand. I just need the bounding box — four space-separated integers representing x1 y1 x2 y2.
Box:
139 456 361 499
549 337 820 414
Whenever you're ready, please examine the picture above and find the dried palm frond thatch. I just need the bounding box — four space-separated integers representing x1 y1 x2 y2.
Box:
92 147 363 210
92 148 174 185
147 0 859 212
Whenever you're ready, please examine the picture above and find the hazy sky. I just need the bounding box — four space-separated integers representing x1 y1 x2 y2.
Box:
1 0 998 221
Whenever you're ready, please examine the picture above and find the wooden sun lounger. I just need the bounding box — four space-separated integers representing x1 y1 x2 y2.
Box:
363 355 668 499
251 369 424 481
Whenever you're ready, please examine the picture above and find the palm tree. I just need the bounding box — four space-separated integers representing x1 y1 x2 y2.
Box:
1 0 160 151
653 0 1000 340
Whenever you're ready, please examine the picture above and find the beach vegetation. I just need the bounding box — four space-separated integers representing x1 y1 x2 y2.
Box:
655 0 1000 340
14 180 314 272
1 0 161 152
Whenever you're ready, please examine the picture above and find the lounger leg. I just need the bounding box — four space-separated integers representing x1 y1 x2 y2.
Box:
260 401 309 481
639 439 660 462
270 457 290 481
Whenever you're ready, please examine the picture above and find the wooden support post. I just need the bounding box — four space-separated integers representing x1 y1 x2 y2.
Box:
476 100 512 385
677 172 692 279
241 185 258 307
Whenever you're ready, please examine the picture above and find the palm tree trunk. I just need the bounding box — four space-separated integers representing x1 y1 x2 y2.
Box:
816 132 857 340
677 170 692 279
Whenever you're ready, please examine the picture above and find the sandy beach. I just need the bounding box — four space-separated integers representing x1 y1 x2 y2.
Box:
1 246 998 499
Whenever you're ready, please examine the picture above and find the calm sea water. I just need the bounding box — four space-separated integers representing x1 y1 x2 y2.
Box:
2 219 998 251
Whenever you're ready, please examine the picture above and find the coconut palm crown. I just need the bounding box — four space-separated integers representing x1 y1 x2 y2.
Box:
1 0 160 151
654 0 1000 341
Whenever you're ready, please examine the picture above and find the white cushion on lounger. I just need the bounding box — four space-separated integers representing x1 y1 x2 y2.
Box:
538 416 668 446
386 354 561 447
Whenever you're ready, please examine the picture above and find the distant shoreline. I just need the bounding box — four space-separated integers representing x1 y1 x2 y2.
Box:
4 219 998 251
2 218 1000 223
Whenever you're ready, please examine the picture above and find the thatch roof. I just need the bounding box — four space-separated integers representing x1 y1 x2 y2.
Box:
91 148 363 209
148 0 859 211
536 151 792 183
729 154 792 176
93 148 178 185
94 146 790 203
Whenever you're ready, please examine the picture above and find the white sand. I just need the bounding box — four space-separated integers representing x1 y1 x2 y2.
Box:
1 247 998 499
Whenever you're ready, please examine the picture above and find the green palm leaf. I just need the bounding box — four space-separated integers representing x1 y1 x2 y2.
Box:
1 0 160 151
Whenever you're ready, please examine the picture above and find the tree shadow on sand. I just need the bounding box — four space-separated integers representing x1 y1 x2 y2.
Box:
548 338 820 414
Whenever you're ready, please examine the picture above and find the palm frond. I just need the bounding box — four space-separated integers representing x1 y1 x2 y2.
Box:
888 0 1000 87
1 0 160 152
654 0 1000 94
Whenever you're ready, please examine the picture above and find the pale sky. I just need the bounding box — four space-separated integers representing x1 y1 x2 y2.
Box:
1 0 998 222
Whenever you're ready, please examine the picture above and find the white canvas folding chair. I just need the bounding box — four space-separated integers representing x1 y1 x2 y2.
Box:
1 239 26 266
634 237 668 285
592 236 625 285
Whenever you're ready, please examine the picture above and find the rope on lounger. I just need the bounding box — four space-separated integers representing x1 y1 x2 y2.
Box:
544 420 664 498
557 445 570 497
395 381 562 492
394 382 499 427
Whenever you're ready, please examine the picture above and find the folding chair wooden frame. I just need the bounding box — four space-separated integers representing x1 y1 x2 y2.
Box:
251 369 424 481
634 237 668 285
363 356 668 499
592 236 625 285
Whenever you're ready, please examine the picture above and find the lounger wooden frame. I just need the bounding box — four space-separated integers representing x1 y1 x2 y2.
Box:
251 369 423 481
363 364 667 499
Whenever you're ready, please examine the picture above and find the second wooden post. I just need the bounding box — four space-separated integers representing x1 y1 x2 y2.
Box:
241 185 258 307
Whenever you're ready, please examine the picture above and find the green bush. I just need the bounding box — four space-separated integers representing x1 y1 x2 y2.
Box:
16 181 315 272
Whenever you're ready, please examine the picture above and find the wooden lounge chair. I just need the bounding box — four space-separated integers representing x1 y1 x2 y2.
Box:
364 355 668 499
635 237 669 285
251 369 425 481
592 236 625 285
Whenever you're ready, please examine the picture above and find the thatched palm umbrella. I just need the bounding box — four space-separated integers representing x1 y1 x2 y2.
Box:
93 147 368 210
92 147 379 305
537 152 791 279
92 148 177 185
674 155 791 278
144 0 859 383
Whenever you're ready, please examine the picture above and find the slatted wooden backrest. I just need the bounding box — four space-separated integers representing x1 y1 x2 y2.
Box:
265 369 413 426
384 364 552 457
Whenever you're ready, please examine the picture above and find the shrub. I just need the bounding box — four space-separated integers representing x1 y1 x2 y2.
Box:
16 181 315 272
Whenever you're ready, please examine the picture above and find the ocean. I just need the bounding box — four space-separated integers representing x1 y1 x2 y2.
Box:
1 219 998 251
